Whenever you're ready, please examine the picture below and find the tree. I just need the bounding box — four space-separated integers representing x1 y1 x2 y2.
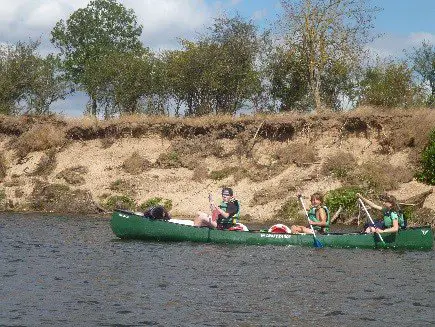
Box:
280 0 379 110
359 59 416 108
408 41 435 106
0 41 71 115
83 49 158 117
267 47 309 111
51 0 143 115
164 15 263 116
267 45 356 111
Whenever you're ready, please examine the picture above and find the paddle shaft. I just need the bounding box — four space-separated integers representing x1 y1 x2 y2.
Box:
358 198 385 243
299 197 318 235
298 196 322 248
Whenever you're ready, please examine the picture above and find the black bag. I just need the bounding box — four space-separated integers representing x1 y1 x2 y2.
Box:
144 205 171 220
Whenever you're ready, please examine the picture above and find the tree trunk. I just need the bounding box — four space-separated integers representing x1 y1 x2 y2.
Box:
312 67 322 110
91 97 97 116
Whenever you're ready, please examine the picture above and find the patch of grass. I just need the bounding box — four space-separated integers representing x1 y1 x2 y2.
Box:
122 151 151 175
321 151 358 180
0 188 5 202
32 149 57 176
15 124 65 158
56 166 88 185
209 167 238 181
171 136 225 158
138 197 173 211
156 151 182 168
0 153 6 180
14 189 24 198
105 195 136 211
100 137 115 149
192 164 208 182
30 181 102 214
109 179 137 196
273 142 319 167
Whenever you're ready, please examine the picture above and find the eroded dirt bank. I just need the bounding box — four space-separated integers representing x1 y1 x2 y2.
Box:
0 108 434 227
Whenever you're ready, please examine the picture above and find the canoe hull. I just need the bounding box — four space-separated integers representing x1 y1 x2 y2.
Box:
110 210 433 250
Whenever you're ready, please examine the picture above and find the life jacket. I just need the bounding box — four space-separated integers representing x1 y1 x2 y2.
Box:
382 209 406 229
217 199 240 229
308 205 330 233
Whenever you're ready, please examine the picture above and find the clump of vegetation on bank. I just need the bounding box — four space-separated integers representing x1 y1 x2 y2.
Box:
32 149 57 176
0 153 6 180
56 166 88 185
416 129 435 185
30 181 99 214
122 151 151 175
14 124 66 158
138 197 173 212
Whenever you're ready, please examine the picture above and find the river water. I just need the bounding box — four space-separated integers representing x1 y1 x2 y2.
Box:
0 213 434 327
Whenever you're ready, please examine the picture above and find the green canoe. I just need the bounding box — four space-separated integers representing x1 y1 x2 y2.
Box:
110 210 433 250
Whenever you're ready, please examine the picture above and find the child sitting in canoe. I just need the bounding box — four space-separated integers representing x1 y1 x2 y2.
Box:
290 192 330 234
194 187 240 230
357 193 406 233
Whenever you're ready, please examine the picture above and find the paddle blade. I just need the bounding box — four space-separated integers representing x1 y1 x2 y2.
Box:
313 237 323 248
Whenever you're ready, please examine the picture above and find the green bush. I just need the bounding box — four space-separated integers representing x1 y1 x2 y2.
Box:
416 129 435 185
105 195 136 211
325 186 363 219
138 197 173 211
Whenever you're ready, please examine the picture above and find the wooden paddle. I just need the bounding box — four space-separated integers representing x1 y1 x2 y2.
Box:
358 198 385 244
298 195 323 248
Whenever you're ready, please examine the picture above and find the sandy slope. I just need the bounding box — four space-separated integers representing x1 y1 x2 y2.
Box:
1 131 433 223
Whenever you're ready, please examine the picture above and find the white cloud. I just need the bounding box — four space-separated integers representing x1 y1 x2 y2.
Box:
366 32 435 59
408 32 435 46
126 0 212 49
26 1 64 28
252 9 268 21
0 0 214 52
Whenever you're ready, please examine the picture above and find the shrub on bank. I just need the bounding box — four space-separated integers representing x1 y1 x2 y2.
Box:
325 187 364 222
14 124 66 157
122 151 151 175
105 195 136 211
0 153 6 180
138 197 172 211
416 129 435 185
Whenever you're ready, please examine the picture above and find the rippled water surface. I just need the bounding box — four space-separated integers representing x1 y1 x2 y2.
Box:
0 213 434 327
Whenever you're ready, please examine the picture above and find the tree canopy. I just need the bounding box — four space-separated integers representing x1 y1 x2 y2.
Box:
279 0 380 110
51 0 143 115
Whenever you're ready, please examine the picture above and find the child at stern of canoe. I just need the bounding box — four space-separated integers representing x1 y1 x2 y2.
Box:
357 193 405 234
291 192 330 234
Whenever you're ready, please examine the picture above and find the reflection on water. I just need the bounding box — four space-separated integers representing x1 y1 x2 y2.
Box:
0 213 433 327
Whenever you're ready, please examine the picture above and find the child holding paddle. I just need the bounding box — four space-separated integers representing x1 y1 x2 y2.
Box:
357 193 405 233
194 187 240 229
291 192 330 234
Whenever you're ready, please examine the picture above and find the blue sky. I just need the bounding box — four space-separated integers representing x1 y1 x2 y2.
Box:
0 0 433 116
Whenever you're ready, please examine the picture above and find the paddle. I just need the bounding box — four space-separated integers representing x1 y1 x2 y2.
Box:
358 198 385 244
298 195 323 248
